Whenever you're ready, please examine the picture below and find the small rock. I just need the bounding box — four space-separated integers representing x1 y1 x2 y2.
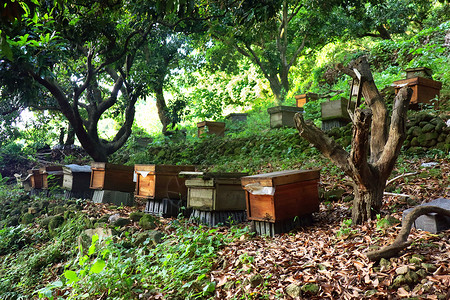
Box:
249 274 263 288
379 258 390 268
405 270 419 284
111 218 131 227
130 211 145 222
108 213 120 223
48 215 65 230
134 232 150 247
392 275 407 288
285 283 301 298
301 283 319 295
139 214 157 230
148 230 164 246
421 263 437 273
416 269 427 278
396 266 410 275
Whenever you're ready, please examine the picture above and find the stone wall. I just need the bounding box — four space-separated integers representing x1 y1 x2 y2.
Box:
404 113 450 152
325 112 449 153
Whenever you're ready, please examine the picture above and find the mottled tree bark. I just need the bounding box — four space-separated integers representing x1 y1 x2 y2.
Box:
294 56 413 224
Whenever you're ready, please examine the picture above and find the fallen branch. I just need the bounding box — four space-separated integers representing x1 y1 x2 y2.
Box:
384 192 413 198
365 206 450 261
386 172 418 186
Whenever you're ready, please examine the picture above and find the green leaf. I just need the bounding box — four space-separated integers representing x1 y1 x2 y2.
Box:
203 282 216 293
1 38 13 61
89 259 106 274
64 270 80 284
88 243 96 255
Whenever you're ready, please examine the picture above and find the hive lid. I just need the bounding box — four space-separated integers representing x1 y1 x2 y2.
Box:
135 164 195 174
63 164 91 173
197 121 226 127
91 162 133 171
267 106 303 114
39 165 63 174
179 171 248 180
241 169 320 187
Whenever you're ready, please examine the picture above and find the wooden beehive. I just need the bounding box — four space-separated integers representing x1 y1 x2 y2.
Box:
29 168 43 189
405 67 432 79
197 121 226 137
295 93 318 108
267 106 303 128
225 113 248 122
393 77 442 109
63 165 92 192
320 98 355 121
40 166 64 190
241 169 320 222
90 162 135 193
181 172 247 211
134 164 195 200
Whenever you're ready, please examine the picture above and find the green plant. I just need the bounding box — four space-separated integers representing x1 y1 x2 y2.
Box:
336 219 357 238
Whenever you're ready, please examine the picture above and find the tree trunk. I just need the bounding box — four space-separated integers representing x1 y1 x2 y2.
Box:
267 75 284 105
352 183 385 224
65 123 75 145
155 86 171 133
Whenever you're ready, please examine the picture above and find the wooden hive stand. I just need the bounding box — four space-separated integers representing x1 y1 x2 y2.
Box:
241 169 320 236
90 162 135 206
63 164 93 199
135 164 195 217
181 171 248 226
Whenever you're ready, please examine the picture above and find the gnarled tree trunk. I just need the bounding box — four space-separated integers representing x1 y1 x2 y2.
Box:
294 56 413 224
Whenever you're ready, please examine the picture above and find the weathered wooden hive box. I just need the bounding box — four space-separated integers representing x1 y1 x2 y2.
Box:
197 121 226 137
241 169 320 223
406 67 433 79
63 164 92 192
29 168 43 189
267 106 303 128
40 166 64 189
182 172 247 211
321 98 353 121
321 98 356 131
90 162 135 193
134 164 195 200
393 77 442 109
225 113 248 122
295 93 318 108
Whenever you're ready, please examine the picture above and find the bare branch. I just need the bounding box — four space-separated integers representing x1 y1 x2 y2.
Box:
294 113 352 177
287 35 306 69
376 87 412 176
386 172 418 186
